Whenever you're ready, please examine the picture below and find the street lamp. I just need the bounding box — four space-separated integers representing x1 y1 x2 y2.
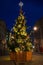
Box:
33 26 42 39
33 26 43 53
33 26 38 31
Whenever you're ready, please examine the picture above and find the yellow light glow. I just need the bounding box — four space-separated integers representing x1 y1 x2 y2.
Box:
33 26 38 31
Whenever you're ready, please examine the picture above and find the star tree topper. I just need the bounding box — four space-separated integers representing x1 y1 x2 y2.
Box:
19 1 23 8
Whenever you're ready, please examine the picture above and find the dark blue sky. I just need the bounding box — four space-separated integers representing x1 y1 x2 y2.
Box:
0 0 43 30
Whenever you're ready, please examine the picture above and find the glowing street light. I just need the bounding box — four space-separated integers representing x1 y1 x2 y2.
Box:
33 26 38 31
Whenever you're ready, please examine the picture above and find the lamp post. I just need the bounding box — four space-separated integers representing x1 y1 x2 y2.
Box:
33 26 42 44
33 26 43 53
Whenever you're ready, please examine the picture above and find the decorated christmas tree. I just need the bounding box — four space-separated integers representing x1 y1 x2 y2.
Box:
8 2 32 52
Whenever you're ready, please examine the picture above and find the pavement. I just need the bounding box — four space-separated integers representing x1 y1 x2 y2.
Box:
0 54 43 65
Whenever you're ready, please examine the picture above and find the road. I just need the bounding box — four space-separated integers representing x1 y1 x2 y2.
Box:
0 54 43 65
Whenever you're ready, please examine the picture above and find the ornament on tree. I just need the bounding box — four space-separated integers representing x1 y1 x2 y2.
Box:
17 38 22 43
20 13 24 20
19 44 25 51
19 21 22 24
20 31 27 36
25 35 29 40
13 27 18 32
23 20 26 26
17 24 21 28
21 15 24 20
17 32 20 34
15 47 20 52
11 36 14 39
26 42 32 48
18 16 21 20
20 26 26 31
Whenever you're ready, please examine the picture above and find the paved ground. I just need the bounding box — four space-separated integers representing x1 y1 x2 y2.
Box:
0 54 43 65
30 54 43 65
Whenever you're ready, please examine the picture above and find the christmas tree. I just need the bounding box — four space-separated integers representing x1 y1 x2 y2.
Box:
8 2 32 52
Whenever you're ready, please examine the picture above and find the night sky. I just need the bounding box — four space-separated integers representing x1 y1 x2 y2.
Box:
0 0 43 31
